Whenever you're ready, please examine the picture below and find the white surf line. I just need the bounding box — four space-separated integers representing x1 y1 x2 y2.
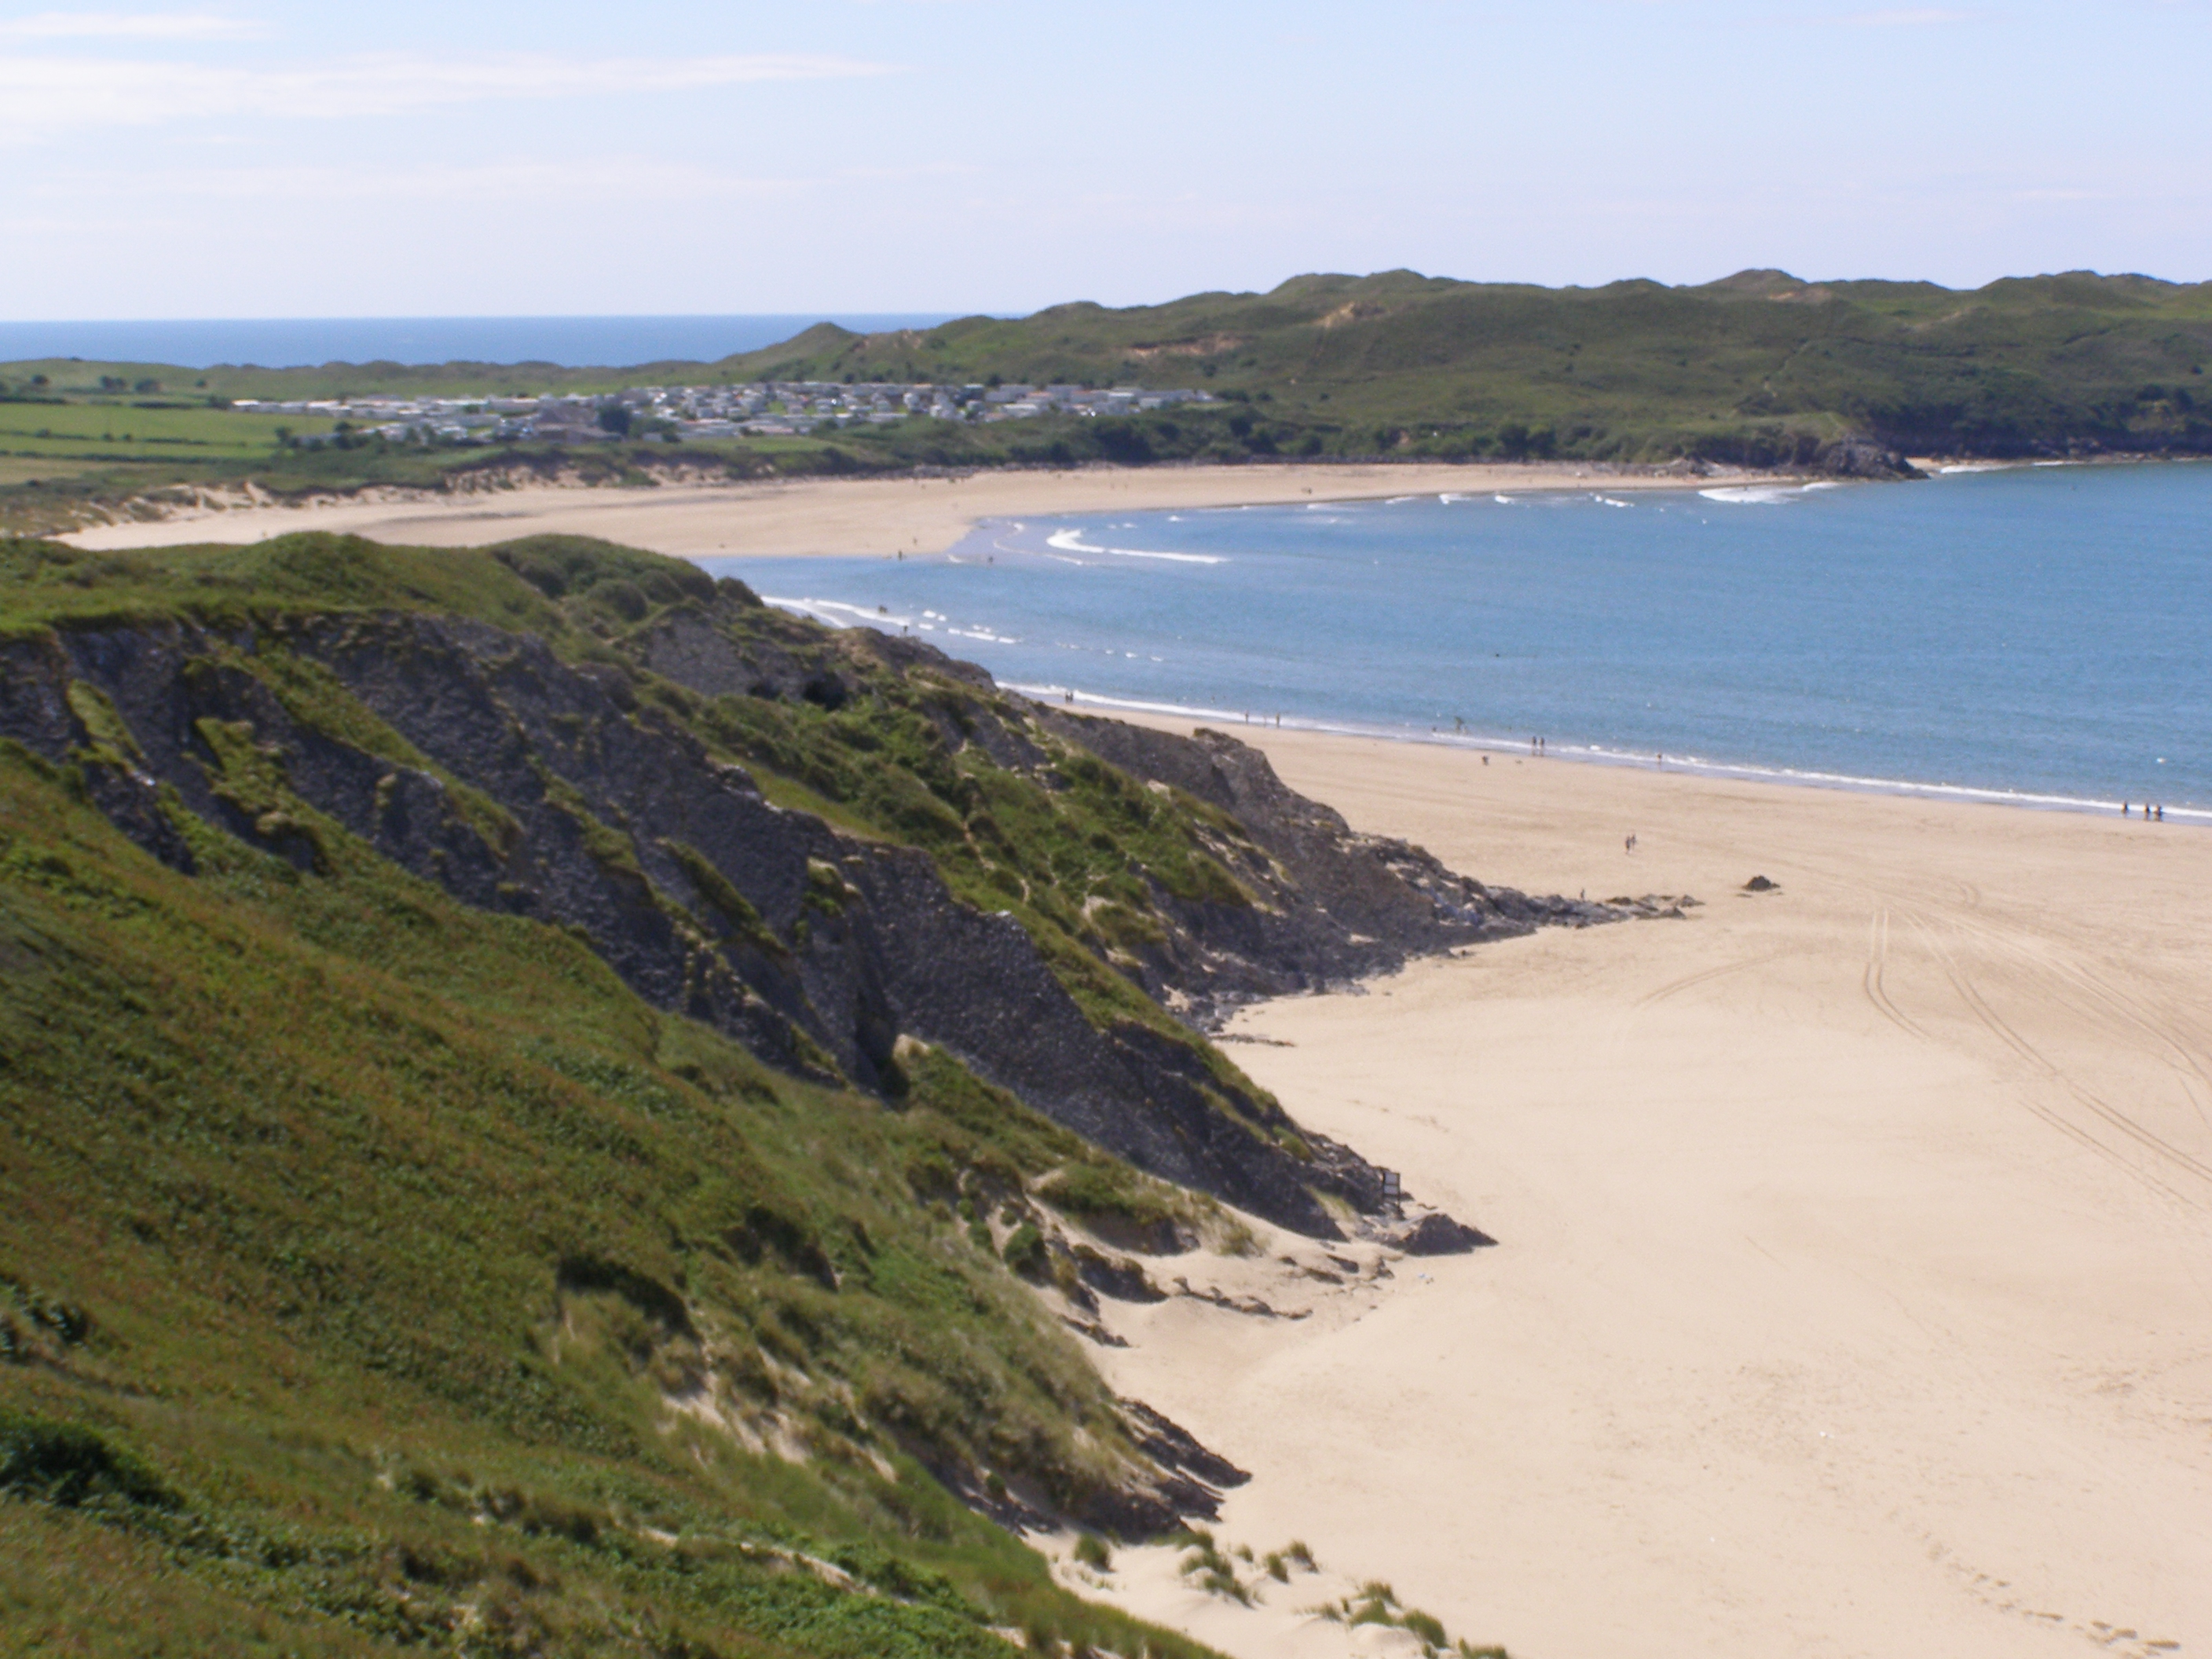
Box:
1698 481 1848 504
763 596 937 632
1042 528 1225 565
764 595 1022 644
1007 683 2210 825
1006 683 1254 724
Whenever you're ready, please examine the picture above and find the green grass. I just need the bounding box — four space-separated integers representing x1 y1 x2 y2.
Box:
0 457 106 487
0 399 334 463
0 530 562 635
0 737 1226 1658
1317 1579 1505 1658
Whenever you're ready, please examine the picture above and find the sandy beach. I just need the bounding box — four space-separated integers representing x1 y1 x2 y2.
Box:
1054 727 2212 1659
57 460 1745 557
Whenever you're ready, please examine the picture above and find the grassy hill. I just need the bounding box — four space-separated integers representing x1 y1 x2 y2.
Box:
0 529 1555 1657
0 564 1239 1655
720 268 2212 467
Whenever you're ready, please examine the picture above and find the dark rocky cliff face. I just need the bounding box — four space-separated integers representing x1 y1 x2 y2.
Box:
1036 709 1607 1017
0 559 1610 1240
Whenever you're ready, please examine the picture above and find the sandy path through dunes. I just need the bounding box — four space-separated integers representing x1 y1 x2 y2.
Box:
1086 731 2212 1659
57 462 1738 556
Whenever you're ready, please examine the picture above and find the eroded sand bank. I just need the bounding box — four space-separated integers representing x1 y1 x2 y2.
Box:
1060 727 2212 1659
59 461 1747 556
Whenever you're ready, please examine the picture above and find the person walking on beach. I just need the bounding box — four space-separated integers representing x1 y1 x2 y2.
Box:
1625 833 1637 854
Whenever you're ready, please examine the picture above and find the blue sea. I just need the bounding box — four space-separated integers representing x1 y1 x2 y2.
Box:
0 314 962 371
705 463 2212 821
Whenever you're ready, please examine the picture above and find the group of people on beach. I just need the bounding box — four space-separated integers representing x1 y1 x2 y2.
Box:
2123 802 2166 820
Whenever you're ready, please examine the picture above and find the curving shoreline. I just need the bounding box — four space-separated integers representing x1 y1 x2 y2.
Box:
1038 694 2212 826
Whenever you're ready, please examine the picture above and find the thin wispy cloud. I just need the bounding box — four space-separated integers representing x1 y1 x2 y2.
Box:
0 9 258 38
1836 8 1980 23
0 50 898 135
68 159 817 203
28 155 979 207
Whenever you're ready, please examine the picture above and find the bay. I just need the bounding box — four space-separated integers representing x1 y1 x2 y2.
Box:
709 463 2212 819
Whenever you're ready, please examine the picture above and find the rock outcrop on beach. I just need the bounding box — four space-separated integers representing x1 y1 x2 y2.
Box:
1038 711 1613 1019
1387 1213 1499 1254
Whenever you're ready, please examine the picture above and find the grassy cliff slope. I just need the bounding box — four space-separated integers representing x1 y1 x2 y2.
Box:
0 734 1221 1659
0 530 1578 1656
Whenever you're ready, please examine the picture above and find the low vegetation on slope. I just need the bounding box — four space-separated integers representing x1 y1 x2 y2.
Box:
0 734 1227 1657
0 529 1573 1655
720 268 2212 469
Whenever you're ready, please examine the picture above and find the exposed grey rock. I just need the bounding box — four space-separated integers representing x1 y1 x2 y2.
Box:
1035 712 1619 1024
1817 437 1925 479
1 601 1615 1244
1072 1246 1168 1304
1386 1213 1498 1255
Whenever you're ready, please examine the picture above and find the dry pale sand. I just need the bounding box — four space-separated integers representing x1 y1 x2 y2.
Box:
1071 730 2212 1659
58 462 1734 557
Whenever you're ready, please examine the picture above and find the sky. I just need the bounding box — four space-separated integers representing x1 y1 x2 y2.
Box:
2 0 2207 320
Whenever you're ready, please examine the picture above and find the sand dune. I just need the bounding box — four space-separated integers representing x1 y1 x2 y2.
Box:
1073 730 2212 1659
58 461 1737 557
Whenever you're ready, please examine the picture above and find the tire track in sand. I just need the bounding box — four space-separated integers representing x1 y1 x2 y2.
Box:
1632 949 1795 1011
1910 899 2212 1155
1862 908 1930 1040
1906 914 2212 1211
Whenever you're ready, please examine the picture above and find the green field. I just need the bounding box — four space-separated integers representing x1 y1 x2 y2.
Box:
1 358 607 401
0 457 105 487
0 397 335 463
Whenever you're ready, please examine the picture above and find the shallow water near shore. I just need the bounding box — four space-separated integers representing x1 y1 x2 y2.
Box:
709 462 2211 817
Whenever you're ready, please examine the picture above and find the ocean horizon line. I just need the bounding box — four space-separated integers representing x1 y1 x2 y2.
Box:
0 313 976 371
